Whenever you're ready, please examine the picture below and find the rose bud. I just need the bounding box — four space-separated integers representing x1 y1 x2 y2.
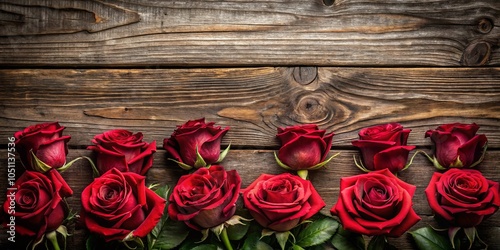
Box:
275 124 336 173
14 122 71 172
352 123 415 173
425 168 500 228
163 118 230 170
1 170 72 242
80 168 166 242
330 169 421 237
168 165 241 230
242 173 325 232
87 129 156 175
425 123 487 169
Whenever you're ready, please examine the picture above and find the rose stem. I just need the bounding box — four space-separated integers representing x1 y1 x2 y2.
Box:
221 228 234 250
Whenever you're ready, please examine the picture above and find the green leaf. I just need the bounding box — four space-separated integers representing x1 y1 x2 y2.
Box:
151 219 190 250
296 217 339 247
291 245 305 250
330 226 365 250
241 232 273 250
410 227 453 250
226 218 251 241
150 185 171 240
190 244 220 250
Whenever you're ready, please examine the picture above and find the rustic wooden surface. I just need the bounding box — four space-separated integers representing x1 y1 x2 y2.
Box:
1 0 500 249
0 0 499 67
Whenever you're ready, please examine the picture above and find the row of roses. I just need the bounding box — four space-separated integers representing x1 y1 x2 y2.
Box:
2 119 499 250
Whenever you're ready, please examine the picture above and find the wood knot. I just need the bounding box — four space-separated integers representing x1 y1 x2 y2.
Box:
323 0 335 6
292 94 332 124
461 41 491 66
477 18 493 34
293 67 317 85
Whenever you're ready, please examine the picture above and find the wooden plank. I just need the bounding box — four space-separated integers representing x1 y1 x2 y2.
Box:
1 67 499 148
0 149 499 249
0 0 499 67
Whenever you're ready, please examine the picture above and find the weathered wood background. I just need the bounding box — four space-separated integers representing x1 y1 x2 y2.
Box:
0 0 499 249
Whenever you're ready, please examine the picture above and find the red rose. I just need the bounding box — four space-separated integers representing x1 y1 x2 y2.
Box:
87 129 156 175
352 123 415 173
163 118 229 169
80 168 166 241
425 123 487 169
276 124 334 170
330 169 421 237
1 170 72 241
14 122 71 171
168 165 241 230
425 168 500 228
242 173 325 232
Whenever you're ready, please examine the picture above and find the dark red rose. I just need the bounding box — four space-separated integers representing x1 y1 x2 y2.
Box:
352 123 415 173
80 168 166 241
330 169 421 237
276 124 334 170
425 123 487 169
242 173 325 232
1 170 72 241
168 165 241 230
163 118 229 169
14 122 71 171
425 168 500 228
87 129 156 175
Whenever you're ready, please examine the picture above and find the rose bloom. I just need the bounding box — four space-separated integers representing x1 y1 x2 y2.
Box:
425 123 487 169
352 123 415 173
168 165 241 230
14 122 71 171
1 170 72 241
425 168 500 228
242 173 325 232
80 168 166 241
163 118 229 169
87 129 156 175
330 169 421 237
276 124 334 170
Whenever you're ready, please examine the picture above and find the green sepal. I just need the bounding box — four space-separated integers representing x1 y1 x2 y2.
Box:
275 231 292 250
307 152 340 170
274 151 293 170
194 147 208 168
448 227 461 249
297 170 308 180
400 149 419 172
469 143 488 168
31 150 54 173
168 158 193 170
62 156 99 177
450 157 464 168
417 150 448 171
463 227 476 250
46 230 62 250
122 232 145 250
353 154 371 173
217 143 231 163
367 235 396 250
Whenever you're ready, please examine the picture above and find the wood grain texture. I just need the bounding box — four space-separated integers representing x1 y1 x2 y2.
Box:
1 67 499 148
0 0 499 67
0 149 499 249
